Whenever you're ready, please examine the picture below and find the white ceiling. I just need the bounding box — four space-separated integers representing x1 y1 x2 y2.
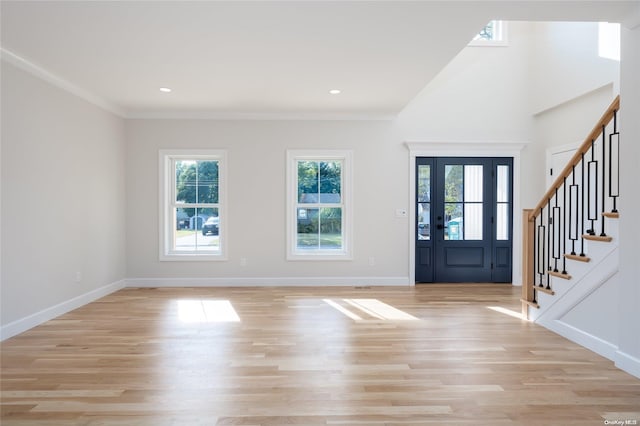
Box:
1 1 638 119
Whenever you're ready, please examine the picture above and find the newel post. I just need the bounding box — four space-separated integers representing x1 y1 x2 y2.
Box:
521 209 535 320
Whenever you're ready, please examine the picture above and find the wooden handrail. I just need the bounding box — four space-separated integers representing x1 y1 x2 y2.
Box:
528 95 620 222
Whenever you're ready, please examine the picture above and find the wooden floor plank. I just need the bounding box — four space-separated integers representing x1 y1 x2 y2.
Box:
1 284 639 425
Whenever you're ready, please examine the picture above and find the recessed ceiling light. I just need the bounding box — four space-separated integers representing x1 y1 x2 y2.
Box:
329 89 341 95
159 87 172 93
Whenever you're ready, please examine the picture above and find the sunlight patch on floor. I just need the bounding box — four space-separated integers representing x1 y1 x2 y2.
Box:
487 306 523 320
177 300 241 323
324 298 419 321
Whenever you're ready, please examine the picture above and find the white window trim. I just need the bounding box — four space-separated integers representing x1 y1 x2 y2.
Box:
468 20 509 47
159 149 227 261
286 150 353 261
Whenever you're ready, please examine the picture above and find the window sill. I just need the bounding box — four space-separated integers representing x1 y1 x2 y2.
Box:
287 252 353 261
160 253 227 262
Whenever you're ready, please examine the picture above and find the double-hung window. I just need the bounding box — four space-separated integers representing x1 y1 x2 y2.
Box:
286 150 352 260
160 150 226 260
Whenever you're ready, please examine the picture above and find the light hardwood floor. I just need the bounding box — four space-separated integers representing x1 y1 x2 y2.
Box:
1 284 639 425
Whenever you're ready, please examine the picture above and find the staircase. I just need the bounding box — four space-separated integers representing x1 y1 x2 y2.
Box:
521 95 622 358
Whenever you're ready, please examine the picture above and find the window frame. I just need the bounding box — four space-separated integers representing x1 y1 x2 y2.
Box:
468 20 508 47
159 149 227 261
286 149 353 261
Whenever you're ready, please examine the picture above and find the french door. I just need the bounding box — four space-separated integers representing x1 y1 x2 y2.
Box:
415 157 513 283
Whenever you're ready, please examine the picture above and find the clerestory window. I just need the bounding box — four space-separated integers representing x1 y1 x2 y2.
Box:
469 20 508 46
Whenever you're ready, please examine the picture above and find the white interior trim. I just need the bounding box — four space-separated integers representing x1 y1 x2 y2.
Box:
127 111 397 121
158 149 228 261
285 149 354 261
126 277 410 287
1 48 125 117
615 350 640 379
405 141 528 286
0 280 126 341
545 141 581 188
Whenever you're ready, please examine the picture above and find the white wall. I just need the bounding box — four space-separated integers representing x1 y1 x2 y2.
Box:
397 22 533 144
125 119 410 285
617 23 640 377
0 62 127 334
529 22 620 115
534 84 616 151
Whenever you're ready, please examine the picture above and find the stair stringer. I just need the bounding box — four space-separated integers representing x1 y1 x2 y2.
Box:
531 246 620 360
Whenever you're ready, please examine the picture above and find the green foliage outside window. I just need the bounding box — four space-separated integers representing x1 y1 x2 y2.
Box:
176 160 219 217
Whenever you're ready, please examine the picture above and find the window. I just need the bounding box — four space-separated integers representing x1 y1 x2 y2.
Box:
598 22 620 61
286 150 352 260
469 20 508 46
160 150 226 260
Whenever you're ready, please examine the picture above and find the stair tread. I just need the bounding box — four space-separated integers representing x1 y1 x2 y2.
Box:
583 234 613 242
602 211 620 218
548 270 572 280
535 286 555 296
565 254 591 262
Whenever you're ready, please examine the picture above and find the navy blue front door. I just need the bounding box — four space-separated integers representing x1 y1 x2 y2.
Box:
415 157 513 283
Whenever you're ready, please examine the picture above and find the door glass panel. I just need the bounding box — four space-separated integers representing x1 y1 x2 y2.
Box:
444 203 463 240
464 165 483 202
464 203 483 240
417 165 431 202
496 165 509 240
418 203 430 240
444 164 483 240
496 165 509 202
444 165 463 202
417 164 431 241
497 203 508 240
444 165 463 240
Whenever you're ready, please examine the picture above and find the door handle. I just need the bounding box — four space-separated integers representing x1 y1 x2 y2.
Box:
436 224 448 230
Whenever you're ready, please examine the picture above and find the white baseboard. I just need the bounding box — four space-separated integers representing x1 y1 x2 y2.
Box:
0 280 126 341
546 319 619 360
615 350 640 379
126 276 412 288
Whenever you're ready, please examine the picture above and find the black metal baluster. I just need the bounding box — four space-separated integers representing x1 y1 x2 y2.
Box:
552 190 560 273
587 140 597 235
533 210 537 288
609 109 620 213
569 165 578 255
537 206 545 288
547 199 553 292
562 177 567 275
580 153 586 257
600 125 607 237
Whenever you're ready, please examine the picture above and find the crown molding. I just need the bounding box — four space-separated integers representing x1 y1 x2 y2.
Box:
126 110 397 121
1 48 126 118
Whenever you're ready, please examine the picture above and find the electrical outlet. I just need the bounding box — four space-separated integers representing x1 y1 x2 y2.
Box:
75 272 82 283
240 257 247 267
368 257 375 266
